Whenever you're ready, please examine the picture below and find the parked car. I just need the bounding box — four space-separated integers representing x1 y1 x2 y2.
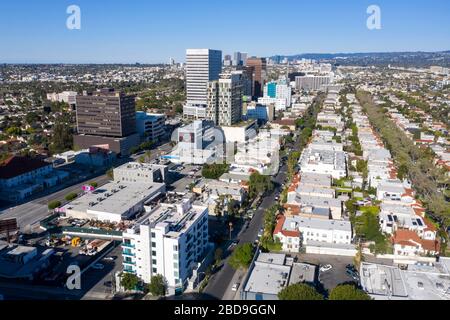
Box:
346 264 357 272
231 283 240 292
103 256 116 262
346 269 359 280
320 264 333 273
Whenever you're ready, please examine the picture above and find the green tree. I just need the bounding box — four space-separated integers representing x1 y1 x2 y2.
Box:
120 273 140 292
329 284 371 300
228 243 254 270
249 172 273 198
48 200 62 210
278 284 324 300
214 248 223 265
65 193 78 202
50 118 73 154
89 181 98 188
202 164 230 179
6 126 21 136
287 151 301 179
148 275 167 297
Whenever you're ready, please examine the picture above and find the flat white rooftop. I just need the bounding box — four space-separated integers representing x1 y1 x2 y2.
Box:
64 181 165 218
360 262 450 300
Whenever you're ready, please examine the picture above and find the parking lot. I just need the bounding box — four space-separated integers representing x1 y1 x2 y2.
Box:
295 253 358 293
167 164 203 194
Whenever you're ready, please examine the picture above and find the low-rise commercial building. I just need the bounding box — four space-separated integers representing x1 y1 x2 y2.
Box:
241 252 316 300
63 181 166 223
113 162 168 184
0 156 69 202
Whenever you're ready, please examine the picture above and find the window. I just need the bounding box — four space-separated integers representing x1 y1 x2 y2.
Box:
151 232 156 238
173 245 178 252
152 251 156 257
152 242 156 248
152 268 157 273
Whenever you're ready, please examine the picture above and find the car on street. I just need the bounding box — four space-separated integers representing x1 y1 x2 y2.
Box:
231 283 240 292
257 228 264 238
103 256 116 261
320 264 333 273
92 263 105 270
228 240 239 251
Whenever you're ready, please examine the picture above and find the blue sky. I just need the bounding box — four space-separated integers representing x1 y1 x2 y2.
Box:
0 0 449 63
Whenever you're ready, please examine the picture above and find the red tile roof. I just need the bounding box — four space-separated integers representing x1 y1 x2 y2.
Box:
392 229 422 244
0 156 51 180
392 229 440 253
273 214 300 238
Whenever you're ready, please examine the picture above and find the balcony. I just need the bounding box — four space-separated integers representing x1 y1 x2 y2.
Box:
123 268 136 274
123 260 136 266
123 250 136 257
122 242 135 249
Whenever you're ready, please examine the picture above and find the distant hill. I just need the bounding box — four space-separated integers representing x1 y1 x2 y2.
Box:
271 51 450 67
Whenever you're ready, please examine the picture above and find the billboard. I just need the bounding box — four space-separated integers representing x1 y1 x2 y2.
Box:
82 185 95 192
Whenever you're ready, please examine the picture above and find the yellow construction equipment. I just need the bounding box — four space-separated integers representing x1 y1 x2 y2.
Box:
71 237 81 247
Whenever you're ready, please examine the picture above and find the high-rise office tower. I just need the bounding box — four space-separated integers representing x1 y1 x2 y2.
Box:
241 66 254 97
74 88 140 155
76 88 136 137
224 54 232 66
184 49 222 120
207 72 243 126
241 53 248 66
233 52 248 66
246 57 267 98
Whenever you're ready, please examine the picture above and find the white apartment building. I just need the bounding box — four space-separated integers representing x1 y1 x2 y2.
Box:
122 198 209 294
274 215 352 252
295 75 333 91
257 97 287 112
233 131 281 176
298 146 347 179
184 49 222 120
47 91 77 105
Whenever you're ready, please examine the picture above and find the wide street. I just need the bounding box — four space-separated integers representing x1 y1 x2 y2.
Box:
203 162 288 300
0 173 111 232
0 142 175 232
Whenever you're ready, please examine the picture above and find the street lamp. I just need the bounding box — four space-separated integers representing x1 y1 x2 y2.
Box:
229 222 233 240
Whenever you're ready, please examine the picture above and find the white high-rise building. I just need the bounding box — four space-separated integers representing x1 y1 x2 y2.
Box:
295 75 334 91
122 197 210 294
207 72 243 126
184 49 222 120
